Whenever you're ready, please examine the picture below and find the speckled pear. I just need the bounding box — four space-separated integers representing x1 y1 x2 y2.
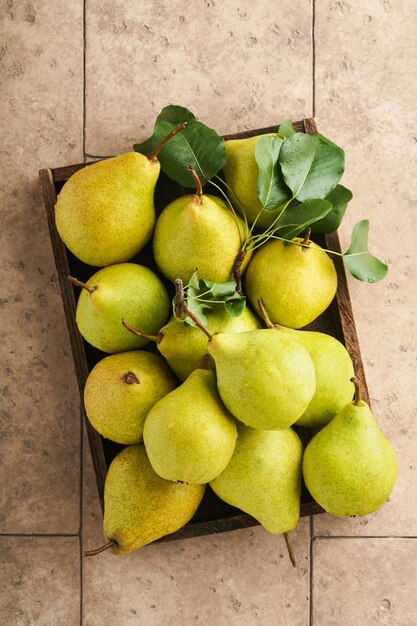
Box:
302 379 398 516
153 167 250 284
102 445 205 555
223 134 284 228
72 263 170 353
55 125 185 267
84 351 177 445
210 424 303 534
208 329 316 430
143 368 237 484
246 231 337 328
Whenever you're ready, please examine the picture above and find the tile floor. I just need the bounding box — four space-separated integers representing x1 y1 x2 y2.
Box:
1 1 416 624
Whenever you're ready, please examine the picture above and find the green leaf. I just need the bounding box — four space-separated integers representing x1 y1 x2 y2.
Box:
185 297 208 328
225 297 246 317
311 185 353 234
255 136 291 211
278 119 296 138
275 199 333 239
203 280 237 299
133 104 195 156
153 119 226 187
279 132 345 201
344 220 388 283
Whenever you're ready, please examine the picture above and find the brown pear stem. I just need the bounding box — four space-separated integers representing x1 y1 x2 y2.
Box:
187 164 203 196
283 532 297 568
301 228 312 247
121 318 162 343
84 540 117 557
174 279 187 319
351 376 362 405
148 123 186 161
123 371 140 385
68 275 96 294
232 250 246 296
184 309 213 339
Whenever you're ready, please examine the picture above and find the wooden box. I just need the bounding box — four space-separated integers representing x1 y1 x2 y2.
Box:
39 117 369 542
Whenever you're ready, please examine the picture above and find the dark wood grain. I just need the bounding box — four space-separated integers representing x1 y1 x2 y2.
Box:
38 116 373 541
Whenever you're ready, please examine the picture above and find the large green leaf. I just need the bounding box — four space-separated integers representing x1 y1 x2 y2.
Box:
152 119 226 187
279 132 345 201
276 199 333 239
255 135 290 211
133 104 195 155
311 184 353 234
133 105 225 186
343 220 388 283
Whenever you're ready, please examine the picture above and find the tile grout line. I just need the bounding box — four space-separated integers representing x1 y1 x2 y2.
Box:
309 516 314 626
82 0 87 162
312 0 316 117
312 535 417 540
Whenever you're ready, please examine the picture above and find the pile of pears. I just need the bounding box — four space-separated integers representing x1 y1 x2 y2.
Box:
54 125 398 557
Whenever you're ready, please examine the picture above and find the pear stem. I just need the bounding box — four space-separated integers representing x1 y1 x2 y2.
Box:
121 318 162 343
301 228 312 247
68 275 96 294
351 376 362 405
232 250 246 296
174 279 212 338
84 540 117 557
283 532 297 568
184 308 213 339
148 123 186 161
187 164 203 197
123 371 140 385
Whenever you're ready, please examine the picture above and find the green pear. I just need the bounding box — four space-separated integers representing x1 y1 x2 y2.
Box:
208 329 316 430
102 445 205 555
143 368 237 484
153 167 250 284
210 424 303 534
246 231 337 328
84 351 177 445
223 134 283 228
256 303 355 428
302 379 398 516
124 306 261 381
55 125 184 267
292 330 355 427
72 263 170 353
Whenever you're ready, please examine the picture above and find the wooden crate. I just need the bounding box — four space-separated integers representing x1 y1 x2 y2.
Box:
39 117 369 542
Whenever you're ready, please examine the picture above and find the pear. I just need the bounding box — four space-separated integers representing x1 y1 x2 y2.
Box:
100 445 205 555
123 306 261 381
71 263 170 353
246 230 337 328
257 300 355 428
84 351 177 445
55 124 184 267
143 367 237 484
223 134 284 228
208 329 316 430
153 166 250 284
302 379 398 516
210 424 303 534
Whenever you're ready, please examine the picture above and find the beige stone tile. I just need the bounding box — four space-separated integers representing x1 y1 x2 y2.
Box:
83 438 310 626
314 0 417 536
85 0 312 154
312 537 417 625
0 536 80 625
0 3 83 532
